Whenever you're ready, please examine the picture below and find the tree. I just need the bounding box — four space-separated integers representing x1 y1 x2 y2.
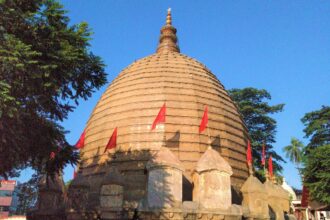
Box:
283 137 305 175
303 145 330 205
301 106 330 151
301 106 330 204
13 174 40 215
0 0 107 178
65 179 72 191
228 87 285 179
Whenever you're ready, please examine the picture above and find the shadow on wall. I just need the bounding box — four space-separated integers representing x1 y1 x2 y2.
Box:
74 146 179 218
231 186 243 205
269 205 276 220
67 128 244 219
166 130 180 149
211 135 221 152
166 130 193 202
144 147 184 211
183 176 193 201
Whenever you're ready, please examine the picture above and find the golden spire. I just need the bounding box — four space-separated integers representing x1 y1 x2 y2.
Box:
156 8 180 53
166 8 172 25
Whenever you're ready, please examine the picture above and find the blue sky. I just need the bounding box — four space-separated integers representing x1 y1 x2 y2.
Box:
16 1 330 189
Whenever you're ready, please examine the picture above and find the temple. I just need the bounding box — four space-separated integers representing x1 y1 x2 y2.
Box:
28 9 290 220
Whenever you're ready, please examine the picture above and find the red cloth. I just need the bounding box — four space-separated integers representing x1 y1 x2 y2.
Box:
199 106 208 133
75 130 86 149
301 185 309 207
104 127 117 153
50 151 56 160
268 155 273 177
73 169 77 179
262 144 266 165
246 140 252 165
151 103 166 130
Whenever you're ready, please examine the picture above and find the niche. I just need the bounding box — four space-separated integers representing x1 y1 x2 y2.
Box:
182 175 193 201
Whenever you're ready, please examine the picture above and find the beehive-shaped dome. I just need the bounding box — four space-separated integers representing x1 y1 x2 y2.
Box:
80 9 249 198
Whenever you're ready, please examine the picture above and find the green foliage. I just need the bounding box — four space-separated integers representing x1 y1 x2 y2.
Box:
283 137 305 166
13 173 40 215
301 106 330 150
303 145 330 205
228 87 285 176
0 0 107 178
301 106 330 204
283 137 305 179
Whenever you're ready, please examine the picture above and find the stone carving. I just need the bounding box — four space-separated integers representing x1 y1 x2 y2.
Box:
264 180 290 220
66 171 90 212
193 147 233 210
28 10 287 220
98 165 126 220
241 175 269 219
67 187 89 211
100 184 124 208
146 147 184 209
100 166 125 209
27 173 66 220
38 173 65 208
275 183 290 213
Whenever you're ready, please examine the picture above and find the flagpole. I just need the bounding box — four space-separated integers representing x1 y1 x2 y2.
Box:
207 125 211 147
263 145 266 177
162 123 166 148
205 106 211 147
199 105 209 151
263 163 266 176
162 102 166 148
262 141 266 178
247 139 253 176
151 102 166 149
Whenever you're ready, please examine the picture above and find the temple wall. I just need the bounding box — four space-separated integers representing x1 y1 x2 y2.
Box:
147 167 182 209
193 170 232 209
79 52 249 190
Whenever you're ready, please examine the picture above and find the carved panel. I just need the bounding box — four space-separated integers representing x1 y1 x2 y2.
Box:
67 187 89 211
100 184 123 208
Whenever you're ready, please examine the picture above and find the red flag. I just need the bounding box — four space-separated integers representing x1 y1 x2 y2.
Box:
75 130 86 149
261 143 266 165
104 127 117 153
73 169 77 179
50 151 56 160
151 103 166 130
268 155 273 178
246 140 252 165
301 185 309 207
199 106 208 133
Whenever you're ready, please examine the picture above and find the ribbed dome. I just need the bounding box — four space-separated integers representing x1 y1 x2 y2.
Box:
80 10 249 192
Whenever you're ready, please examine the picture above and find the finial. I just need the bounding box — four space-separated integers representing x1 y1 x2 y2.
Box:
272 176 277 184
156 9 180 53
265 169 270 182
162 133 166 147
166 8 172 25
248 163 253 176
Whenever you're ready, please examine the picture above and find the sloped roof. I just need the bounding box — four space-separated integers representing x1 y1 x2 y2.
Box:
195 147 233 174
147 147 184 171
241 175 266 193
